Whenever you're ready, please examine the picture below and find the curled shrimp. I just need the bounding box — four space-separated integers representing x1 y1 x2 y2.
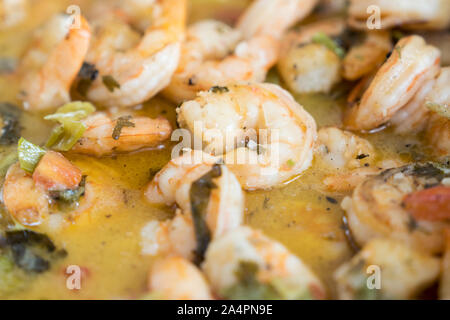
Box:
142 151 244 261
2 151 86 226
236 0 319 39
162 20 279 103
18 13 91 111
71 112 172 157
277 18 345 94
147 256 213 300
344 35 441 131
84 0 186 108
425 67 450 157
203 226 326 300
334 238 440 300
348 0 450 30
341 163 450 254
177 83 317 190
342 31 392 81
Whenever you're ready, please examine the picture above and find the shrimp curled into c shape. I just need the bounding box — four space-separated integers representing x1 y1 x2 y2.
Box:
18 14 91 111
344 35 441 131
341 163 450 255
142 150 244 261
84 0 186 108
2 151 90 227
162 19 279 104
177 83 317 190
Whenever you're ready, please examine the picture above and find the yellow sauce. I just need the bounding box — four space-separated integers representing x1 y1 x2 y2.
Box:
0 0 434 299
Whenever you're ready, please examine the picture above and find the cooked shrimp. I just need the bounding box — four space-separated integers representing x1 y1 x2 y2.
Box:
334 238 440 300
341 163 450 254
392 60 449 136
2 163 50 226
84 0 186 108
322 158 404 192
316 127 380 192
390 78 435 134
440 229 450 300
342 31 392 81
426 67 450 108
148 256 213 300
316 127 376 170
322 167 383 193
162 20 279 103
2 151 83 226
202 226 326 300
236 0 319 39
142 151 244 260
277 18 345 94
279 43 341 94
71 112 172 157
344 36 441 131
18 13 91 111
348 0 450 30
177 83 317 190
425 67 450 156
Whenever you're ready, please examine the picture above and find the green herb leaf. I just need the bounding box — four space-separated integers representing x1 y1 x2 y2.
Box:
189 164 222 265
286 159 295 167
426 102 450 119
112 115 135 140
17 138 46 174
2 230 67 273
49 176 86 210
102 75 121 92
312 32 345 59
76 62 98 96
44 102 95 151
222 261 278 300
44 101 95 122
391 30 404 42
209 86 229 93
45 120 86 152
394 45 403 59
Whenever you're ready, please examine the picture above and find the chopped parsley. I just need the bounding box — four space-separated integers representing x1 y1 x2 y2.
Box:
102 75 121 92
112 115 135 140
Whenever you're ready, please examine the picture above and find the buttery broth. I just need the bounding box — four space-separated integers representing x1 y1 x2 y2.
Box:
0 0 435 299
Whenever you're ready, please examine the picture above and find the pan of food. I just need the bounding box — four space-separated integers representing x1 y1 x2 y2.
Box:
0 0 448 301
